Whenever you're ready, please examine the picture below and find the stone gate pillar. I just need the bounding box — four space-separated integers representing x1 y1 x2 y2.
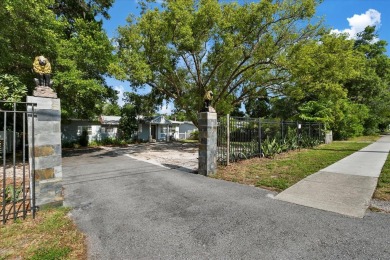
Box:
27 92 63 208
198 111 217 176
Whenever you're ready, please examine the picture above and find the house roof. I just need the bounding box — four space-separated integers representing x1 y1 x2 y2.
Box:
99 115 121 125
147 115 182 125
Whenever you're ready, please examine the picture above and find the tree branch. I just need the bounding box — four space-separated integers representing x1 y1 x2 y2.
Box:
191 52 203 89
181 53 198 85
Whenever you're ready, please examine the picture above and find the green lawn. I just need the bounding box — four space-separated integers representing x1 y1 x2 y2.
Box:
0 207 86 260
374 152 390 201
215 138 379 192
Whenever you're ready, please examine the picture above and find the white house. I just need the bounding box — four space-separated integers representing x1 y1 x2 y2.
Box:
178 121 198 139
99 115 121 140
61 115 198 143
137 115 180 141
136 115 197 142
61 115 121 143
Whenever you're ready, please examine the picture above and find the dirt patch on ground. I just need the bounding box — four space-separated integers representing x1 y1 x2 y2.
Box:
105 142 199 173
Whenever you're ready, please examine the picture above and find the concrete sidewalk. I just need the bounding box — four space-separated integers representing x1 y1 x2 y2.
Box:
276 135 390 218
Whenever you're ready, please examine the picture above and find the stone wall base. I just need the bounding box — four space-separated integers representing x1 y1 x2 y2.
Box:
27 96 63 208
325 131 333 144
35 178 63 207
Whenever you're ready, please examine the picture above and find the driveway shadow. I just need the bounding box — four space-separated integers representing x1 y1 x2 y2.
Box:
162 163 198 174
62 147 103 157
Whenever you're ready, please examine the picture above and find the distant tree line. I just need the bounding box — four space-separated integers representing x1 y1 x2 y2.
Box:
1 0 389 139
113 0 390 139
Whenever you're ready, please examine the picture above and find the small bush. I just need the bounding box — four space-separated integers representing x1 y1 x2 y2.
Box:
190 130 199 140
78 130 89 147
62 140 78 148
91 137 128 146
261 138 281 158
4 185 23 204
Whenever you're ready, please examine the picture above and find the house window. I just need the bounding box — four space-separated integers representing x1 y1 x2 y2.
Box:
77 126 92 136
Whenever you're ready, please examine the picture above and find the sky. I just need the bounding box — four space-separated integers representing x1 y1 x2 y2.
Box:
102 0 390 112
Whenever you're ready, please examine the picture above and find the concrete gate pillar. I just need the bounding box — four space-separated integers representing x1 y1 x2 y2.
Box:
198 111 217 176
27 94 63 207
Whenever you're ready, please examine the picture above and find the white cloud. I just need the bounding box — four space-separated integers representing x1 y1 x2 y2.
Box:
330 9 381 39
114 85 125 106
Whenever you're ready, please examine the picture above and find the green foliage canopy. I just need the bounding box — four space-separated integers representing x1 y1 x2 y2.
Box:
0 0 116 120
114 0 324 124
277 26 390 138
347 26 390 134
0 74 27 103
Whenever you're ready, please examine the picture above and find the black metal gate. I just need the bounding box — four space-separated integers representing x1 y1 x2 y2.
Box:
217 115 323 165
1 101 36 224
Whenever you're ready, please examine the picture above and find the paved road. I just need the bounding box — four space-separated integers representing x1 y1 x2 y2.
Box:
277 135 390 218
63 148 390 260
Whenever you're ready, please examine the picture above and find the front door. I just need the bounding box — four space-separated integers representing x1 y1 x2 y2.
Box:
151 125 156 139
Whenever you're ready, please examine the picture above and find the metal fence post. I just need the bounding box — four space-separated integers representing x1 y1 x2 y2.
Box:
13 103 16 220
22 112 26 219
258 118 262 157
319 123 322 140
2 111 6 224
31 104 36 219
226 114 230 166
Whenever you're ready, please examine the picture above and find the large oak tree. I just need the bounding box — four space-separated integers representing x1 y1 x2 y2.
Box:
113 0 324 125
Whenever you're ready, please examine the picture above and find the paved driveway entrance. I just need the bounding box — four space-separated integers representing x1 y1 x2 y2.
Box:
63 148 390 259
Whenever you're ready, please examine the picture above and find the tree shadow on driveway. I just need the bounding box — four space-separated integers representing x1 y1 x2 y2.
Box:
161 163 198 174
62 147 103 157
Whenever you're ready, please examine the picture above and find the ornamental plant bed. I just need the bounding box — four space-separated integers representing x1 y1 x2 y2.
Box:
214 140 374 192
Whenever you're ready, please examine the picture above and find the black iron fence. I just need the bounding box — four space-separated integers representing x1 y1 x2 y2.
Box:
1 101 36 224
217 115 323 165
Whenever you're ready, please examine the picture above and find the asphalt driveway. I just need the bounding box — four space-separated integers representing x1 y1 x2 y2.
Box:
63 147 390 259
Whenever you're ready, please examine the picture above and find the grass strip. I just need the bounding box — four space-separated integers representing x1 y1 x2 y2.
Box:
374 152 390 201
215 140 373 192
0 207 86 260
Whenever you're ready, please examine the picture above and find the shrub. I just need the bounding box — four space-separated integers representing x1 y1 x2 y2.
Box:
62 140 78 148
261 138 281 158
332 100 369 140
91 137 128 146
190 130 199 140
78 130 89 147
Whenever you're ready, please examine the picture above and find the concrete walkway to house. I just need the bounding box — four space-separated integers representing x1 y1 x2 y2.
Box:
276 135 390 218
